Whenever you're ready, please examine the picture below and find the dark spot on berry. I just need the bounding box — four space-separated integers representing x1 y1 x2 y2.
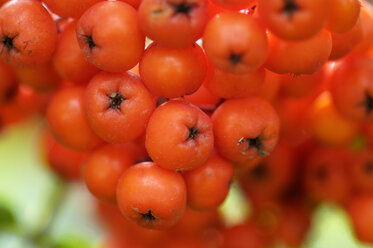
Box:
2 36 15 53
282 0 299 17
250 164 268 181
362 91 373 115
238 136 268 157
187 127 199 140
229 53 242 65
141 210 156 222
3 84 17 103
107 92 125 111
174 3 192 14
172 2 198 16
364 162 373 174
81 34 95 50
248 137 261 150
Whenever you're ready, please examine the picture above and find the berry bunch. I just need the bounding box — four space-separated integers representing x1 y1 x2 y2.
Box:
1 0 373 247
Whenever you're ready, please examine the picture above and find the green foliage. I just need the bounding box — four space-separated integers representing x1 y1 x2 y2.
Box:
0 202 16 228
51 235 93 248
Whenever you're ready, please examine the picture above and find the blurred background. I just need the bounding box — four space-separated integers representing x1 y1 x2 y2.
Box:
1 0 373 247
0 117 372 248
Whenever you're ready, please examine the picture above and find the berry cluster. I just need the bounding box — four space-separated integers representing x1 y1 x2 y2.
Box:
0 0 373 247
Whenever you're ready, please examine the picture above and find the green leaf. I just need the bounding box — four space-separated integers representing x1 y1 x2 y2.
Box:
0 201 16 228
51 235 94 248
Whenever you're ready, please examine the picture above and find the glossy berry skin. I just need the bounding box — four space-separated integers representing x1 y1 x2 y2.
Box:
171 207 220 235
53 20 99 84
13 64 61 91
352 4 373 54
211 0 256 10
146 100 214 171
138 0 209 48
278 67 325 98
203 12 268 75
308 92 358 146
327 0 361 33
212 96 280 163
0 0 58 67
83 144 135 202
329 16 363 61
116 162 187 230
0 84 51 127
223 224 267 248
239 141 296 203
0 61 17 103
44 130 87 181
76 1 145 72
183 83 220 108
330 56 373 122
205 66 265 99
304 148 351 203
258 0 330 41
347 194 373 244
46 86 103 151
139 42 208 99
257 69 281 102
85 71 156 144
350 150 373 192
183 154 233 211
42 0 103 18
265 30 332 75
275 204 311 247
120 0 142 9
